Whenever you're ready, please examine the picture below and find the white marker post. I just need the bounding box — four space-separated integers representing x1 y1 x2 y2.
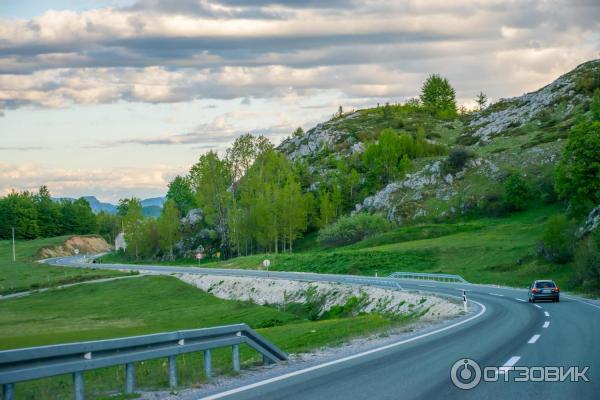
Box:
263 259 271 278
463 290 468 312
12 227 16 262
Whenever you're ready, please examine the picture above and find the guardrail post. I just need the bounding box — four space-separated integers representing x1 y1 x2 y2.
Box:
73 371 84 400
262 354 273 365
232 344 240 372
204 349 212 379
2 383 14 400
125 363 135 394
168 355 177 388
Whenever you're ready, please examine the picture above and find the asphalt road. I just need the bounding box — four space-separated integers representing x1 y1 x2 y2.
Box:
45 256 600 400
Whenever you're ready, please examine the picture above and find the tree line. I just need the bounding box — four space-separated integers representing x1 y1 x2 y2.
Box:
0 186 97 240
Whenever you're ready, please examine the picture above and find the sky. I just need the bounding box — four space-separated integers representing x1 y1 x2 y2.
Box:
0 0 599 203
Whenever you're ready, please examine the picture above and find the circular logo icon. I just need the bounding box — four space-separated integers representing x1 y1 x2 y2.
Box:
450 358 482 390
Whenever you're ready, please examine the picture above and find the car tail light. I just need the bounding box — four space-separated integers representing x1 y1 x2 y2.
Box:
554 286 560 292
532 288 539 293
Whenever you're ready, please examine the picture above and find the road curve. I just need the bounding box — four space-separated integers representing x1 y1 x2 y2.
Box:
45 256 600 400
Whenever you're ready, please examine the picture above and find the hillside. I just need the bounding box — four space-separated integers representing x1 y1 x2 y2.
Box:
278 59 599 223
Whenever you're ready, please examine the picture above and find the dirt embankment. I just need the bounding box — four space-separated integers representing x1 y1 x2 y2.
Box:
37 236 112 259
178 274 462 321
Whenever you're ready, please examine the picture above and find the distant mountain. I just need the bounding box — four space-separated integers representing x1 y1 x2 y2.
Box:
141 197 166 208
143 205 163 218
53 196 166 215
83 196 118 214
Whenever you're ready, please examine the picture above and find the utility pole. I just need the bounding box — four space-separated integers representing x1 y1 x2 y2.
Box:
12 227 16 262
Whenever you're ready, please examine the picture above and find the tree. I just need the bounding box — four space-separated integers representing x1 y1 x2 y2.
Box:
190 151 233 254
504 173 531 211
158 200 180 259
591 89 600 121
0 191 39 239
121 198 144 259
556 122 600 217
420 74 457 117
35 186 61 237
475 91 488 111
166 176 196 217
292 127 304 138
362 129 404 185
318 190 335 227
538 215 576 263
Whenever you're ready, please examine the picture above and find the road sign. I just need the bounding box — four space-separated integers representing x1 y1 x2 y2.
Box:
196 253 204 260
262 259 270 268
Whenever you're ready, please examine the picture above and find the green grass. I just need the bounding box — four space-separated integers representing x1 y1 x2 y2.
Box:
0 236 125 295
109 204 580 291
0 275 409 399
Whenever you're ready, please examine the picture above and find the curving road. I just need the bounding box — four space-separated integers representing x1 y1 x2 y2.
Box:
45 256 600 399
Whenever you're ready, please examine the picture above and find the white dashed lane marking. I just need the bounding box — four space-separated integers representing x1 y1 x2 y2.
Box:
499 356 521 374
534 304 542 309
543 321 550 328
528 334 541 344
515 298 526 302
544 311 550 317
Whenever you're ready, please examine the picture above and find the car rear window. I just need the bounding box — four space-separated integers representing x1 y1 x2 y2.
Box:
535 281 556 288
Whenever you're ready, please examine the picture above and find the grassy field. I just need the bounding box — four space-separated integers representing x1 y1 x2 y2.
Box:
0 275 408 399
0 236 125 295
102 204 578 291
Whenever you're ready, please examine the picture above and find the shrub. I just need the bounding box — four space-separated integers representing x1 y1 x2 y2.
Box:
479 192 507 217
574 231 600 294
575 69 600 94
537 215 576 263
318 213 391 247
444 146 474 173
555 122 600 217
503 173 531 211
591 89 600 121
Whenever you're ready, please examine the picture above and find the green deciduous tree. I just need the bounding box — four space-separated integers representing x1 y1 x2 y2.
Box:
420 74 457 117
158 200 180 260
121 198 144 260
556 122 600 217
166 175 196 217
504 173 531 211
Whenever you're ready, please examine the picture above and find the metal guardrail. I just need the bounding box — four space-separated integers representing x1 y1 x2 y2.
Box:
388 272 468 283
0 323 286 400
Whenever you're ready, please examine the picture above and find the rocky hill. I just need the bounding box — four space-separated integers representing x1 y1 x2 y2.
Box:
278 59 599 223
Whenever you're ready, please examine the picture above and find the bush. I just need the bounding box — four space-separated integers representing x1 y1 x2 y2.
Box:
537 215 576 263
555 122 600 217
575 69 600 94
503 173 531 211
574 231 600 294
444 146 474 173
318 213 391 247
591 89 600 121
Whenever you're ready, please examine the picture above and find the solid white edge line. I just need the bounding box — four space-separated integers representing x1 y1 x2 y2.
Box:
528 334 541 344
534 304 542 309
563 294 600 310
543 321 550 328
544 311 550 317
418 284 436 288
499 356 520 374
201 301 487 400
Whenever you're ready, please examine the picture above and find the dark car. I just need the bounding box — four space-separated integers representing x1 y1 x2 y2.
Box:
528 280 560 303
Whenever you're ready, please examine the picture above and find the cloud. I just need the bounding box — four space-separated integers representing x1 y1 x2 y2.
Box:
0 162 182 202
0 0 598 114
0 146 47 151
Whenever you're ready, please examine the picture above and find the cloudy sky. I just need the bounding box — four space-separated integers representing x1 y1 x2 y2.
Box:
1 0 598 202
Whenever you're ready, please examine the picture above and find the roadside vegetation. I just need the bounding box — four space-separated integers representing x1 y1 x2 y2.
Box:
0 275 417 399
0 236 124 295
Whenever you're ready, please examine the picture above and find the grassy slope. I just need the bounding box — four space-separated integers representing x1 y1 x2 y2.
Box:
0 236 124 295
109 204 576 290
0 275 402 399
